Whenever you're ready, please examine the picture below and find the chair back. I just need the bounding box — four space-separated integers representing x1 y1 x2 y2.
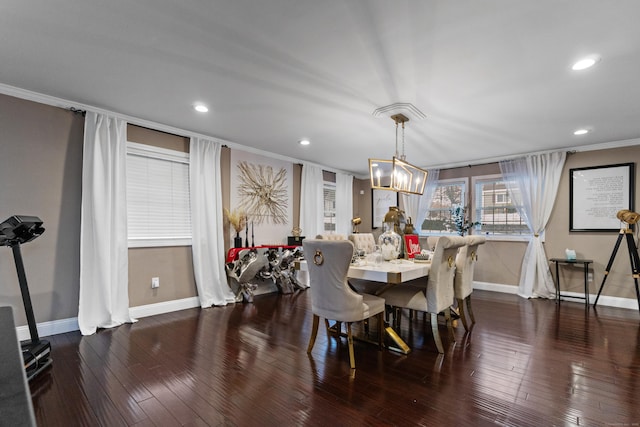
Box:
302 239 366 322
454 235 486 299
348 233 376 254
426 236 466 313
315 234 347 241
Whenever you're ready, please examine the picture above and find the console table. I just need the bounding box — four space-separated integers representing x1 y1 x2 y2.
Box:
550 258 593 308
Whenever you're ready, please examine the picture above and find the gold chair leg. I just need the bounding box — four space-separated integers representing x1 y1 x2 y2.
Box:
377 312 384 350
466 296 476 325
457 297 470 331
347 322 356 369
444 308 455 342
430 312 444 354
307 314 320 353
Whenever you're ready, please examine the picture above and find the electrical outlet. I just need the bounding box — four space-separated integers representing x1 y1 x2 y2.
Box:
588 273 593 282
151 277 160 288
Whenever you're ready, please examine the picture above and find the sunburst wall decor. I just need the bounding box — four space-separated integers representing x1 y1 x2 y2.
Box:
230 149 293 246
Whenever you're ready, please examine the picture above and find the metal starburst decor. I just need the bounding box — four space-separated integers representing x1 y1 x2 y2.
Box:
237 161 288 225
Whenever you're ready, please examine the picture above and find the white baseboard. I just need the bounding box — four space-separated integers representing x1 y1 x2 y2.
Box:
16 297 201 340
474 281 639 310
129 296 201 319
16 317 79 342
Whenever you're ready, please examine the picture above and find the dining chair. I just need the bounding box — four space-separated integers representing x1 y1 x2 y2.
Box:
303 239 386 369
454 235 486 331
347 233 382 295
315 234 347 240
379 235 466 353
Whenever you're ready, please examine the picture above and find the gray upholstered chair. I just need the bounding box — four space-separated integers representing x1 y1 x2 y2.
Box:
315 234 347 240
303 239 385 369
454 235 486 331
348 233 377 254
378 235 466 353
347 233 382 295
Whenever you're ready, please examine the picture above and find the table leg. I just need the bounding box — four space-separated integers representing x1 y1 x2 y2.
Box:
555 261 560 302
583 263 589 308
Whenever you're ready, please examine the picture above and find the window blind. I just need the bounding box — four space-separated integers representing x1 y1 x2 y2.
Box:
126 142 191 247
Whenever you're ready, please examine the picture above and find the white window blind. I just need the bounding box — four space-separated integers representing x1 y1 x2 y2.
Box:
323 182 336 232
126 142 191 247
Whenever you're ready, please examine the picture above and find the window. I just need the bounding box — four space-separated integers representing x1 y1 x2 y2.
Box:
323 181 336 232
126 142 191 247
421 179 467 234
474 175 528 236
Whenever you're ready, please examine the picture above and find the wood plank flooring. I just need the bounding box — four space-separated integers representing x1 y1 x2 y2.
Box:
28 290 640 426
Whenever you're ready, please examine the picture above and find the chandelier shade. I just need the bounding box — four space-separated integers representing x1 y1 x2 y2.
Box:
368 112 428 195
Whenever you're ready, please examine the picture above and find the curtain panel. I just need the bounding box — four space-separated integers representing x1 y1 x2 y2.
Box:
190 137 236 307
401 168 440 232
300 164 324 239
78 112 135 335
335 173 353 236
500 151 566 298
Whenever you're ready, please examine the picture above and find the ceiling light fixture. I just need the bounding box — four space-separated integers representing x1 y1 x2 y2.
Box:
572 55 600 71
299 139 310 146
369 113 428 195
193 104 209 113
574 129 589 135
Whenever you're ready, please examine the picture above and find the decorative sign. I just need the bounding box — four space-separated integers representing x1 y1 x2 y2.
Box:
570 163 635 231
404 234 421 258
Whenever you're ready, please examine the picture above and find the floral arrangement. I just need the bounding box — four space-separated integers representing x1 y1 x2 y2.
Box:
449 205 481 236
224 208 247 234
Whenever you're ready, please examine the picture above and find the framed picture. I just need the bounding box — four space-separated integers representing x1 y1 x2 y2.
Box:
372 189 398 229
570 162 635 231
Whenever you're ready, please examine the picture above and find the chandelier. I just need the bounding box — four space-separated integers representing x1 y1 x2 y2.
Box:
369 113 428 195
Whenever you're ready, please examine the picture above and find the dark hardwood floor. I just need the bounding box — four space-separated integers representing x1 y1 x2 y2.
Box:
29 289 640 426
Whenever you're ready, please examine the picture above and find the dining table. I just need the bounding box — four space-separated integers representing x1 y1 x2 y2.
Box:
297 258 431 354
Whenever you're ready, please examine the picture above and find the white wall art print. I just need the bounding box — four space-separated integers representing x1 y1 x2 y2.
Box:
230 149 293 246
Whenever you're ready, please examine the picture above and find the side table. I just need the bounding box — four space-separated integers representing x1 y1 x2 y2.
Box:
549 258 593 308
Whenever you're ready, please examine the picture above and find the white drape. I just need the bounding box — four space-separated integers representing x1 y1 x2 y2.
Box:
190 137 236 307
335 172 353 236
401 169 440 232
300 164 324 238
500 151 566 298
78 112 135 335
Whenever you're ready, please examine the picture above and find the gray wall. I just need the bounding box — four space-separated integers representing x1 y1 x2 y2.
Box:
0 93 83 325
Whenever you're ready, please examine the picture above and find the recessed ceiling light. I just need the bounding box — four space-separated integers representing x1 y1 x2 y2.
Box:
299 139 310 146
574 129 589 135
572 55 600 71
193 104 209 113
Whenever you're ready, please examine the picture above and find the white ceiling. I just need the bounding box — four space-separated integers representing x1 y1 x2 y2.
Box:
2 1 640 176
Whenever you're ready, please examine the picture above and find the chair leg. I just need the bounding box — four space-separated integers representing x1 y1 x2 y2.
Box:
444 308 455 342
377 312 384 350
430 312 444 354
347 322 356 369
466 296 476 326
457 297 470 332
307 314 320 353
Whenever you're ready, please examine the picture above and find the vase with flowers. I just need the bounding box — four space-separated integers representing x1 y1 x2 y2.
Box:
449 205 481 236
224 208 247 248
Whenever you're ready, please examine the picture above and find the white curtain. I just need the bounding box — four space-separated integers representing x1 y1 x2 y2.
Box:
500 151 566 298
335 172 353 236
78 112 135 335
401 169 440 231
300 163 324 238
190 137 236 307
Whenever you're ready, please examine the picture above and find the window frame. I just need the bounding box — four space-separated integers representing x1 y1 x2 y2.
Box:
472 174 531 241
418 177 469 236
126 141 192 248
322 180 336 233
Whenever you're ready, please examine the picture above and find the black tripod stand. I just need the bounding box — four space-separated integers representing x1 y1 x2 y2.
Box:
593 227 640 312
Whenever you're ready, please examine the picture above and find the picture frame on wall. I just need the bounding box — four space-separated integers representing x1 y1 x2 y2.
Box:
569 162 635 232
371 189 399 229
